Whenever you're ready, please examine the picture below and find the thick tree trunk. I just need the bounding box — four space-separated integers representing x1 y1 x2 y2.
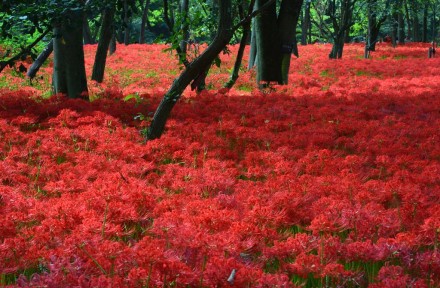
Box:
248 20 257 69
367 0 387 52
52 9 88 99
92 7 115 83
329 0 353 59
52 25 67 94
139 0 151 44
278 0 303 84
109 33 117 55
146 0 233 140
27 40 53 79
255 0 280 85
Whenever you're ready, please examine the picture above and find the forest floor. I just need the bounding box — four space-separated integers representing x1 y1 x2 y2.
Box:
1 42 440 287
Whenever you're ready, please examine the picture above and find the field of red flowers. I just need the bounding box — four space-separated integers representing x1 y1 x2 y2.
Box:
1 42 440 287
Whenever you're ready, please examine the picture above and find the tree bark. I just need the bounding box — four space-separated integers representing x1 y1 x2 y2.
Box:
83 14 96 44
146 0 233 140
329 0 354 59
139 0 151 44
27 40 53 79
124 0 130 45
179 0 190 55
423 3 428 42
301 0 311 45
224 0 254 89
248 19 257 69
52 9 88 99
398 9 405 44
255 0 280 85
92 6 115 83
278 0 303 84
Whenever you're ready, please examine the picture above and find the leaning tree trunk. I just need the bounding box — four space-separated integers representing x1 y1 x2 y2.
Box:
92 6 115 83
224 0 255 88
146 0 233 140
52 9 88 99
27 40 53 79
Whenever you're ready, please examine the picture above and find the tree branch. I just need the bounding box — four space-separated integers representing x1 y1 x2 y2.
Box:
0 29 50 73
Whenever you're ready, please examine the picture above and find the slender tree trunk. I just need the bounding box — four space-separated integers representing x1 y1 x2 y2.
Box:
139 0 151 44
404 0 411 40
391 13 398 47
52 9 88 99
224 0 255 88
398 10 405 44
0 29 49 73
301 0 311 45
146 0 233 140
423 4 428 42
27 40 53 79
92 7 115 83
124 0 130 45
179 0 190 55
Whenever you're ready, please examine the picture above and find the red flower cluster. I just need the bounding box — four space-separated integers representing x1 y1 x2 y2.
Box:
1 42 440 287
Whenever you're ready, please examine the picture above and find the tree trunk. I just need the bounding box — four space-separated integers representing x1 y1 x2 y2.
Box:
423 3 428 42
146 0 233 140
301 0 311 45
27 40 53 79
398 11 405 44
139 0 151 44
83 14 95 44
255 0 280 85
248 19 257 69
404 0 411 40
278 0 303 84
391 13 398 47
179 0 190 55
124 0 130 45
224 0 254 89
329 0 354 59
92 6 115 83
109 33 117 55
52 9 88 99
